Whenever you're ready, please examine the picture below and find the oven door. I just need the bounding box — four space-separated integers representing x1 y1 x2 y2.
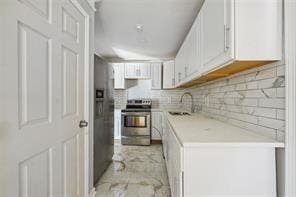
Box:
121 112 151 136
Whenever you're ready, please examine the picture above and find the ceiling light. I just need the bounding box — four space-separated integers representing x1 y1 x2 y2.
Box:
135 24 143 32
137 38 148 44
112 47 157 60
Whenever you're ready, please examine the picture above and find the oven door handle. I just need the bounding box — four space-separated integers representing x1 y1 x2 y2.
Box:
121 112 150 116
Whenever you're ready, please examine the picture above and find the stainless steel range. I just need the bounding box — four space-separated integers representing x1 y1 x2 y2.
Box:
121 99 151 146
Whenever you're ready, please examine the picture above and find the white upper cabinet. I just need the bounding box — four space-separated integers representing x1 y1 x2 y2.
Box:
175 44 186 85
174 0 282 87
112 63 125 89
151 63 162 90
139 63 151 78
109 64 115 79
124 63 139 78
163 60 175 89
202 0 233 72
175 11 203 87
125 63 151 79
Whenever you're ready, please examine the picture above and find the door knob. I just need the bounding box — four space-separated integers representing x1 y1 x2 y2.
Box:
79 120 88 128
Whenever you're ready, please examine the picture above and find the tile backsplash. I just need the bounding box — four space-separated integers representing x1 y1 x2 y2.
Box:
114 61 285 141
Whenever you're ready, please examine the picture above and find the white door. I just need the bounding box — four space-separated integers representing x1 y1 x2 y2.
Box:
201 0 233 72
163 60 175 89
0 0 87 196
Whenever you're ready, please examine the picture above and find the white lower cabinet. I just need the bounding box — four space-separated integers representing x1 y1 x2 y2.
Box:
151 111 163 140
163 115 277 197
163 117 183 197
114 109 121 139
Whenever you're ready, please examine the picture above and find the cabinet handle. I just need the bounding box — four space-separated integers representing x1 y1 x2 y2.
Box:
172 78 175 86
181 171 184 197
224 24 230 51
185 67 188 77
178 72 181 82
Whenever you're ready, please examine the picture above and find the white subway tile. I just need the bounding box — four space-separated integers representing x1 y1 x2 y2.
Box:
256 67 276 80
276 87 285 98
228 75 245 85
234 98 258 107
259 98 285 109
258 78 276 89
253 108 277 118
258 117 285 130
236 83 247 90
277 65 285 76
246 81 258 89
277 109 285 120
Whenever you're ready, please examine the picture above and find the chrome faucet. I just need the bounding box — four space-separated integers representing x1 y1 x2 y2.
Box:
180 92 194 113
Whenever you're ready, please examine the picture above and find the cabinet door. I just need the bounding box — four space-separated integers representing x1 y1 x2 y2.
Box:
114 110 121 139
162 117 170 166
138 63 151 78
113 63 125 89
124 63 137 78
187 14 202 77
167 123 183 197
186 28 197 77
163 60 175 89
175 45 186 85
151 112 163 139
151 63 162 89
202 0 233 73
109 63 114 79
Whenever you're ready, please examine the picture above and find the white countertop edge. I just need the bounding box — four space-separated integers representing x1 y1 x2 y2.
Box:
160 109 285 148
182 142 285 148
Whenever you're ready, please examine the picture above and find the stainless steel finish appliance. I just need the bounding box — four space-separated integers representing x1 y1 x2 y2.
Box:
121 99 151 145
93 56 114 186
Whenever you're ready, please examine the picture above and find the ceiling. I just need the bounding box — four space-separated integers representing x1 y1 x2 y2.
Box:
94 0 204 62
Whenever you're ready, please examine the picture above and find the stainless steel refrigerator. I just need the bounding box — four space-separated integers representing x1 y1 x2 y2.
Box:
93 55 114 186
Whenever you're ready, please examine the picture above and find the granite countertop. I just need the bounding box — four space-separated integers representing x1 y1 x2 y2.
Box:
157 109 285 148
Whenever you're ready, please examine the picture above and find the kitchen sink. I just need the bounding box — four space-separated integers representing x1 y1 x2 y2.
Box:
168 111 191 116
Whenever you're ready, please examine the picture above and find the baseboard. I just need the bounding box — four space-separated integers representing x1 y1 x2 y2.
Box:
151 140 162 144
89 187 96 197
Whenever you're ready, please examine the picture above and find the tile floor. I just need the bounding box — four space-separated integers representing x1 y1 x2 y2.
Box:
95 144 171 197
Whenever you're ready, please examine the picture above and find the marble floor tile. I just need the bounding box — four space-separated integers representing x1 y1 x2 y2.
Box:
95 144 171 197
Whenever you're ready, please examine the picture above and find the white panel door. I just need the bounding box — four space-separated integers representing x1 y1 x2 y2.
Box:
0 0 87 196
